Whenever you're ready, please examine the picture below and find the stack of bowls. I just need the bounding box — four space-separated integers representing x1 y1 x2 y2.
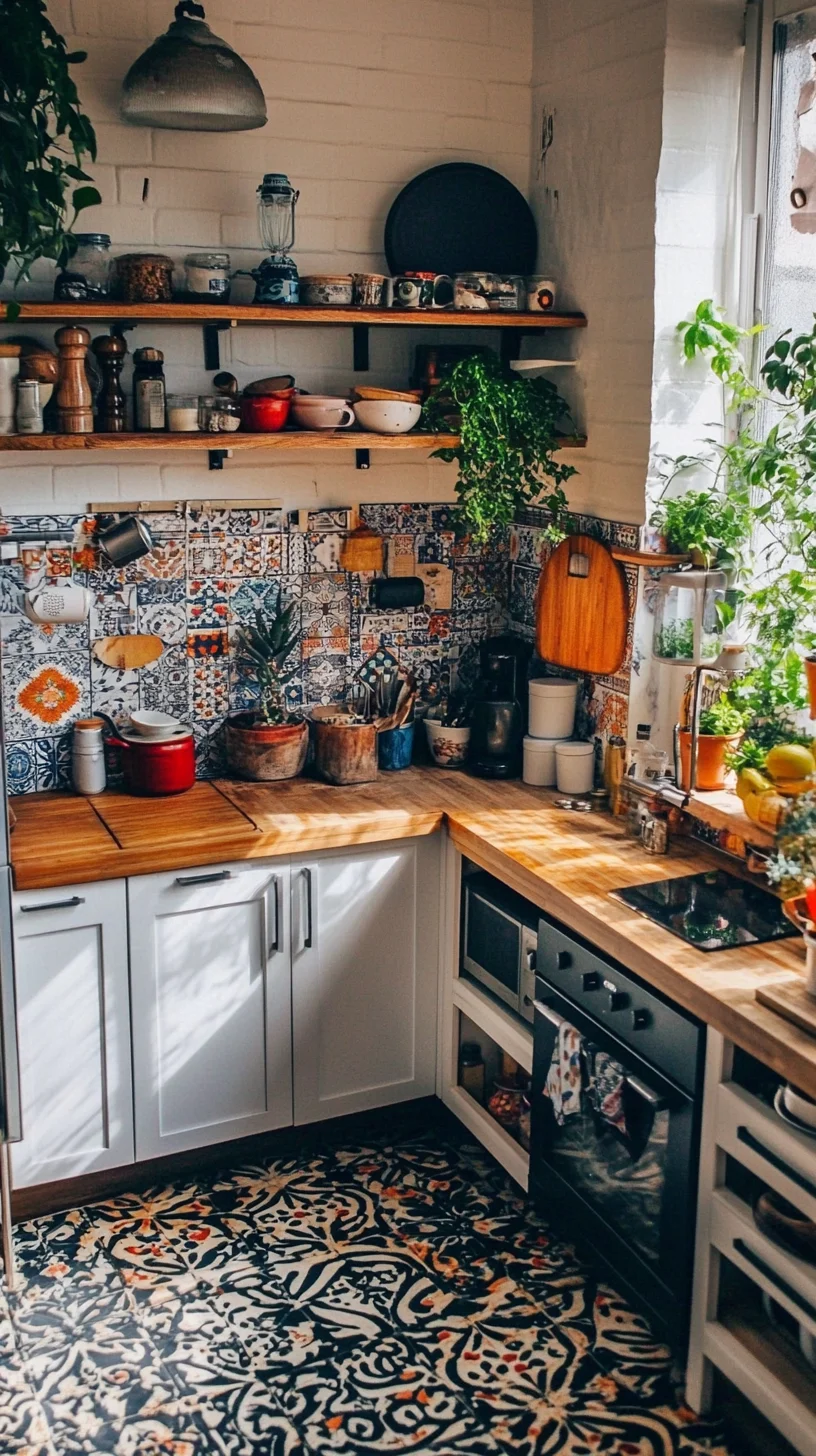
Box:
523 678 579 788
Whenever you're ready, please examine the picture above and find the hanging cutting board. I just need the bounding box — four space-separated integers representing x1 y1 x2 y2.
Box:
93 634 163 670
536 535 628 675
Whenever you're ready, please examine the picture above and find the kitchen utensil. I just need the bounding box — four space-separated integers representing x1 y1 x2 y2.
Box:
240 392 292 432
345 681 371 720
312 719 378 784
93 634 163 669
291 394 354 430
300 275 353 305
353 399 421 434
528 677 578 740
15 379 44 435
98 515 154 566
536 535 628 676
469 633 532 778
352 386 422 403
392 273 453 309
378 721 414 771
243 374 295 396
129 709 182 738
55 326 93 434
105 724 195 795
24 585 92 624
72 718 106 796
385 163 537 277
92 333 127 433
244 173 299 303
352 273 389 307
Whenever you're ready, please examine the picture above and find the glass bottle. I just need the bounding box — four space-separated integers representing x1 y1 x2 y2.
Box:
133 347 166 431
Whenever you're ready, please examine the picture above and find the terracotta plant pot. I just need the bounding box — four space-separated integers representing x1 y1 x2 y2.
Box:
312 719 378 785
678 729 742 792
224 715 308 781
805 656 816 721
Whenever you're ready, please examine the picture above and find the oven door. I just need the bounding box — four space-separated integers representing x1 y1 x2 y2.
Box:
530 982 698 1343
462 885 522 1013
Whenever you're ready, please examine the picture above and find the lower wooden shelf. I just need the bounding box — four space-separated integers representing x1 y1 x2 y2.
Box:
0 431 587 454
442 1083 530 1190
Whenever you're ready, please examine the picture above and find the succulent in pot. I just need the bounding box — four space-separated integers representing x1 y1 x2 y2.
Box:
224 590 307 781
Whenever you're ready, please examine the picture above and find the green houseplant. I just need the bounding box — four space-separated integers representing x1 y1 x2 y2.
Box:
224 593 308 782
0 1 99 311
679 694 746 792
650 487 752 571
422 352 577 543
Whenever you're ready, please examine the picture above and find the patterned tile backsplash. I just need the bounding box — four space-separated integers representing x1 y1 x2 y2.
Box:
0 502 639 794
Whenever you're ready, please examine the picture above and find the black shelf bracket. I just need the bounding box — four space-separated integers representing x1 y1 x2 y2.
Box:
202 321 232 371
208 449 228 471
500 328 524 368
353 324 369 372
355 448 370 470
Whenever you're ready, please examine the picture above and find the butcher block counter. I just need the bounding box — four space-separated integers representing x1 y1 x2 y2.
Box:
10 770 816 1098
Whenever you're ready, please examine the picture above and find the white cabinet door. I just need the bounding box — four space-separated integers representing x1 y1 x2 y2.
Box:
291 836 439 1125
129 861 292 1160
11 880 133 1189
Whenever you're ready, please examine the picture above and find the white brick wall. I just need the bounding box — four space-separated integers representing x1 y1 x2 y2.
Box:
0 0 533 512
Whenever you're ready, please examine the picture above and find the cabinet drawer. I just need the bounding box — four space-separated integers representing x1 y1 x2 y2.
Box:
716 1081 816 1224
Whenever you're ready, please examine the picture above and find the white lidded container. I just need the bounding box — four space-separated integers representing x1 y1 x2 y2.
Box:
555 740 594 794
522 735 566 786
0 344 21 434
529 677 578 740
72 717 107 796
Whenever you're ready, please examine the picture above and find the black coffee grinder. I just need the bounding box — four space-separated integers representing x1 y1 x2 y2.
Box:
469 634 533 778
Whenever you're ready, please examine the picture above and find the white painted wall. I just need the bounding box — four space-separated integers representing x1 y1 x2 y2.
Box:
0 0 534 514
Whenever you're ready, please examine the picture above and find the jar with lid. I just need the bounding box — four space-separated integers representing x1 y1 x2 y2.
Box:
166 394 200 432
0 345 21 435
199 394 240 432
15 380 43 435
459 1042 485 1105
184 252 231 302
72 718 106 796
116 253 174 303
54 233 112 300
133 348 166 431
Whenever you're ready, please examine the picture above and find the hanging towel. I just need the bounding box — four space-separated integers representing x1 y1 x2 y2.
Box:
545 1020 582 1126
590 1049 628 1137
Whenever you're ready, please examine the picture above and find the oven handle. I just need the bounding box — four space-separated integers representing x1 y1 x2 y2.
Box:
535 1000 669 1111
534 998 567 1029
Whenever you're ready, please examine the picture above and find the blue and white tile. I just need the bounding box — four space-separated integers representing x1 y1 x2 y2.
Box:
5 739 36 795
0 616 89 657
192 720 227 778
90 660 140 726
2 654 91 742
140 648 189 721
229 576 300 626
89 585 137 640
34 734 72 792
187 578 231 630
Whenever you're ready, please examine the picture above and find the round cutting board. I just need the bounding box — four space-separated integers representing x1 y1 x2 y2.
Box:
536 535 629 676
384 163 538 277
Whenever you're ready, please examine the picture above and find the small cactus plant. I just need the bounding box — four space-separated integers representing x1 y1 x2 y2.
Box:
235 589 300 726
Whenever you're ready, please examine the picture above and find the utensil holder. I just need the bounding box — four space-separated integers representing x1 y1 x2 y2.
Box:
378 721 414 771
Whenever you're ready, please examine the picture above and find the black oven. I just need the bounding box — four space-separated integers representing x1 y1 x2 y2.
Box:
531 915 705 1345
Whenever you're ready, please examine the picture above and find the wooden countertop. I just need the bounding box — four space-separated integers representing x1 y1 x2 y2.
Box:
10 770 816 1097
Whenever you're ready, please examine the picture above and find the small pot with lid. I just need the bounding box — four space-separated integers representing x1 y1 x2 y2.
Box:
99 714 195 795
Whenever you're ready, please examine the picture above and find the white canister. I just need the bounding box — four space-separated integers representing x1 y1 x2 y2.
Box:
523 735 566 786
555 740 595 794
0 345 21 434
72 718 107 796
529 678 578 740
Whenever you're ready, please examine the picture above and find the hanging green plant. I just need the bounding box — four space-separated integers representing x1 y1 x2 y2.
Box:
0 0 99 314
422 352 577 543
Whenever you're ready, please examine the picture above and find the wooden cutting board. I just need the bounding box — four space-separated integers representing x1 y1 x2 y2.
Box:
757 980 816 1039
536 534 628 675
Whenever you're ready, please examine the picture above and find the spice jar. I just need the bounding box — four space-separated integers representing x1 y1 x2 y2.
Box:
15 380 43 435
54 233 112 300
166 394 200 432
116 253 174 303
459 1042 485 1105
488 1080 524 1133
133 347 166 431
184 252 231 301
199 394 240 432
72 718 106 796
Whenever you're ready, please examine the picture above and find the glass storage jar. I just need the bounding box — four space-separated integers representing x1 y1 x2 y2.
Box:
652 569 728 666
116 253 175 302
54 233 112 300
166 394 200 431
184 252 231 301
199 394 240 432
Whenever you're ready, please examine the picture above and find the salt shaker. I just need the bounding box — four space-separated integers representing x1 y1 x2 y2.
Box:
15 380 43 434
72 718 107 795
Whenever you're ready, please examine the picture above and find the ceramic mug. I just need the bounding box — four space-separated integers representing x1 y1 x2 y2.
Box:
99 515 153 566
352 273 389 307
527 275 557 311
393 273 453 309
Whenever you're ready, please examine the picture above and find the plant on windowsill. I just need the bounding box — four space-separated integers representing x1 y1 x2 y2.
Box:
224 591 308 782
1 1 100 318
422 351 578 545
678 695 747 792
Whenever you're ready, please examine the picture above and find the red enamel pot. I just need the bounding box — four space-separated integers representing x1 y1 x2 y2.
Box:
239 392 292 432
108 728 196 795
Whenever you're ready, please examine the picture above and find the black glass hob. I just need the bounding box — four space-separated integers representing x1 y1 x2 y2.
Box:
613 869 799 952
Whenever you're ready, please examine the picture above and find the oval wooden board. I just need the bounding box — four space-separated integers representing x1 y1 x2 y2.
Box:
535 534 628 675
93 634 163 670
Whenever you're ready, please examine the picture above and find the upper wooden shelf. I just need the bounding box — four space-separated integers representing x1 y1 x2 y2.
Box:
0 302 587 330
0 430 588 454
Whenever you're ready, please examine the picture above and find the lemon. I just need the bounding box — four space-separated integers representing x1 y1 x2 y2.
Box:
765 743 816 781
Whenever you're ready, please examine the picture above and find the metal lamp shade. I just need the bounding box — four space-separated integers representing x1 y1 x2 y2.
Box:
121 5 267 132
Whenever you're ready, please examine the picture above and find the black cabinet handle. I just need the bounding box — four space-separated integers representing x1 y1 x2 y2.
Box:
20 895 84 913
174 870 232 887
301 867 313 949
737 1125 816 1201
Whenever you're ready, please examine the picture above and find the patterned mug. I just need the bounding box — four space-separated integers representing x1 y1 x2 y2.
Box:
393 273 454 309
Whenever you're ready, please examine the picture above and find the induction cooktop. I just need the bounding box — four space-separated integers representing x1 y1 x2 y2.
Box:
613 869 799 951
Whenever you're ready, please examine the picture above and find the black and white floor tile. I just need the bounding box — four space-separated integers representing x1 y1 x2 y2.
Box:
0 1122 732 1455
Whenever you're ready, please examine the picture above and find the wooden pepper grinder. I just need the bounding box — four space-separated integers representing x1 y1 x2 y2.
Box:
92 333 127 433
55 325 93 434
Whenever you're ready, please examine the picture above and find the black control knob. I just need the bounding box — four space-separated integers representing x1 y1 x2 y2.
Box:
608 990 629 1012
632 1008 650 1030
582 971 600 991
556 950 572 970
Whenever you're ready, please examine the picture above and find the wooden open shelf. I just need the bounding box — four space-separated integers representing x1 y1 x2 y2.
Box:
0 430 587 454
2 302 587 329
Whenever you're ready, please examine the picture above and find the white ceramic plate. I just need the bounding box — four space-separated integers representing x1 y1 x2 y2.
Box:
510 359 578 372
774 1085 816 1138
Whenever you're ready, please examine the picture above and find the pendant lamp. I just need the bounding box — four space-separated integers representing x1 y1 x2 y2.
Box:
121 1 266 132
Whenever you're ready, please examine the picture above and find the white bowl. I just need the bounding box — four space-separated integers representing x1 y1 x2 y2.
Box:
291 395 354 430
783 1083 816 1128
353 400 422 435
425 718 470 769
129 709 182 739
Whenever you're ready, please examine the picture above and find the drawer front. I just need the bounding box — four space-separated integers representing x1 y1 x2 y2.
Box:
716 1081 816 1225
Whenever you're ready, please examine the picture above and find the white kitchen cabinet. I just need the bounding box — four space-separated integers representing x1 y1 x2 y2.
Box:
11 879 133 1189
291 836 439 1125
128 861 292 1159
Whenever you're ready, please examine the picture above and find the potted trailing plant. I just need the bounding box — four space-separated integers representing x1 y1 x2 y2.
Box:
224 591 308 782
422 352 577 544
1 2 100 314
679 696 746 792
650 487 751 572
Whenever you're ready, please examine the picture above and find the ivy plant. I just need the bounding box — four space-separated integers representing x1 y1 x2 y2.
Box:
0 0 99 313
422 352 577 543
